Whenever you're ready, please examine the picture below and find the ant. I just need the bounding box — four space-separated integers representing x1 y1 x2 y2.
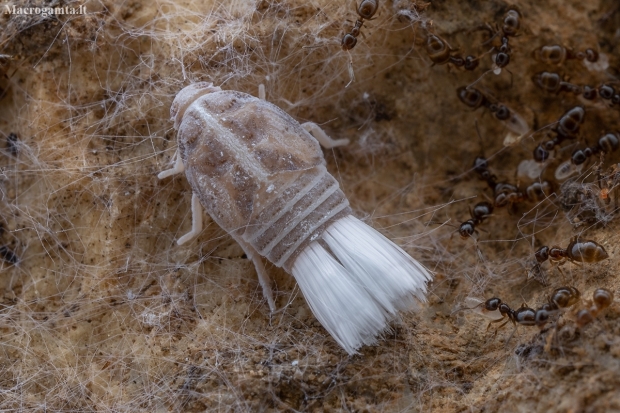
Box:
472 297 539 330
576 288 614 328
532 44 600 66
473 156 553 208
457 87 529 137
472 286 582 332
555 132 619 180
533 238 609 268
482 9 520 74
424 33 479 71
533 106 585 162
342 0 379 50
458 201 493 239
533 72 620 106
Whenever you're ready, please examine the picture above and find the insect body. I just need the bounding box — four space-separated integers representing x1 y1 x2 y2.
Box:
533 106 585 162
159 82 431 354
459 201 493 239
424 34 479 71
342 0 379 50
532 45 599 66
457 87 529 138
555 132 619 180
474 297 539 330
534 238 609 265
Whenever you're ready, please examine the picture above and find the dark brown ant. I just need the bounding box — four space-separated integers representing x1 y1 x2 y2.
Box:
532 44 599 66
555 133 619 180
457 87 528 136
533 106 586 162
473 286 582 332
342 0 379 50
483 9 520 73
474 298 538 330
576 288 614 328
459 201 493 239
534 238 609 266
424 34 479 71
473 156 553 207
533 72 620 105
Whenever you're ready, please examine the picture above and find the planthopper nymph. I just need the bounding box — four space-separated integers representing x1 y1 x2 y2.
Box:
158 82 431 354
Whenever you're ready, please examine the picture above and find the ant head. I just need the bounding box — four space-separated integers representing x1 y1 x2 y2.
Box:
484 298 501 311
494 105 511 121
571 149 587 165
534 309 549 327
533 144 550 162
459 220 475 239
534 246 549 263
464 55 479 71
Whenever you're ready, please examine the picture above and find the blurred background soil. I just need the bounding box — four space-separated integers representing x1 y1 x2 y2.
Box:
1 0 619 411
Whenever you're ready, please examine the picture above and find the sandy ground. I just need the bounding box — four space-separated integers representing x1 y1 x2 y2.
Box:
1 0 619 411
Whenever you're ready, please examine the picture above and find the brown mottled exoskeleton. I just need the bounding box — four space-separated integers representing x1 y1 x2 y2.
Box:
157 82 431 355
342 0 379 50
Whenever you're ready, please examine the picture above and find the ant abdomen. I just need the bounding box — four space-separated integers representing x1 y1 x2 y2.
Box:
357 0 378 19
566 239 609 263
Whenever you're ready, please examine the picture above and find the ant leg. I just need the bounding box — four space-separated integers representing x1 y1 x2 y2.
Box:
301 122 350 148
486 316 510 331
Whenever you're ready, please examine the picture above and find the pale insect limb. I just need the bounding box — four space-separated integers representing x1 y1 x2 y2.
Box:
176 193 203 245
302 122 350 148
346 50 355 88
237 239 276 313
258 85 349 149
258 84 266 100
157 149 185 179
